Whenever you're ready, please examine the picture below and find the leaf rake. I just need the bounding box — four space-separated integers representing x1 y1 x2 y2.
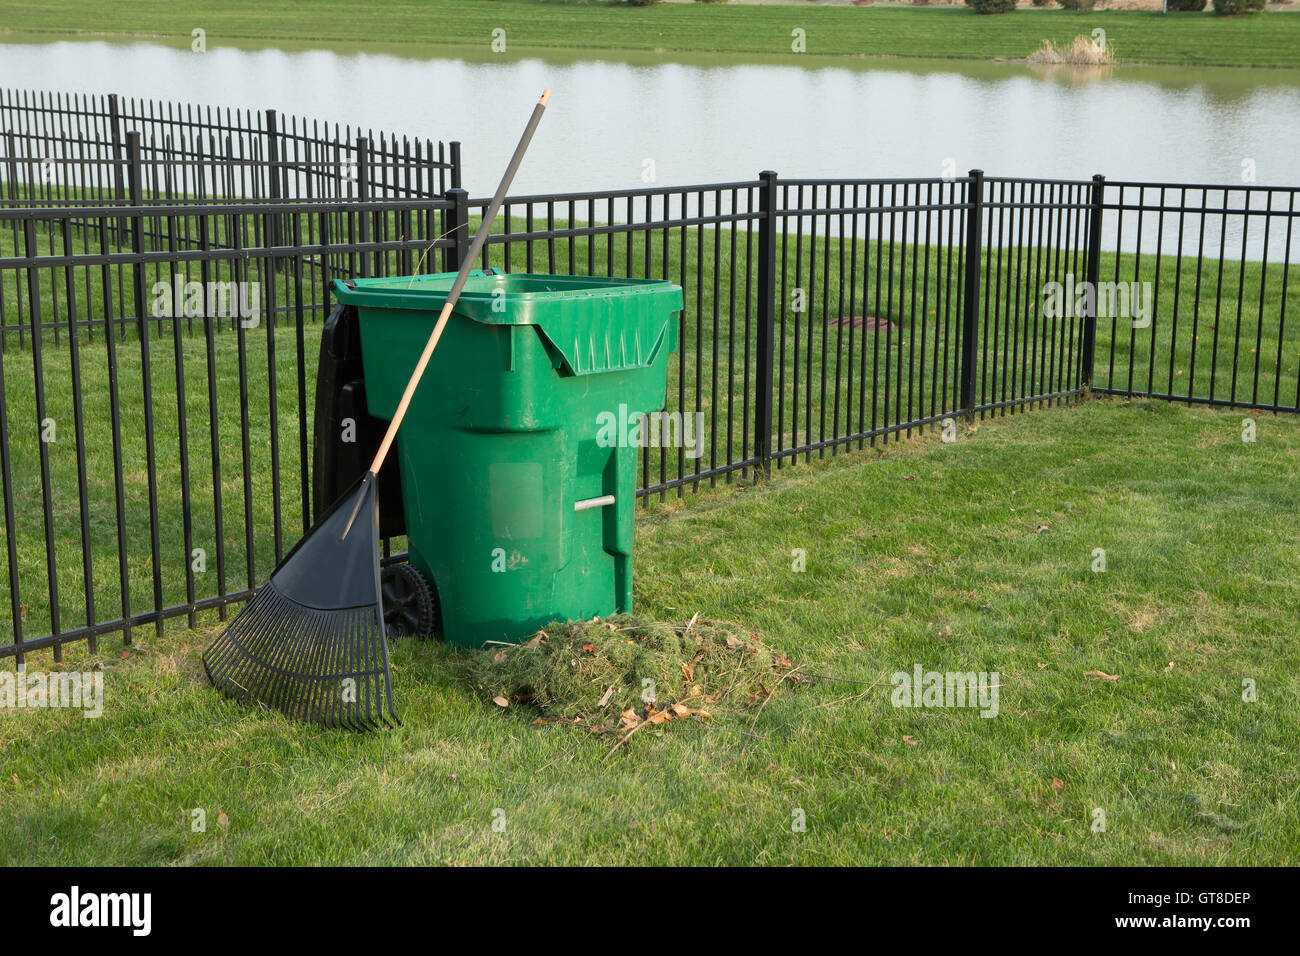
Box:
203 90 552 729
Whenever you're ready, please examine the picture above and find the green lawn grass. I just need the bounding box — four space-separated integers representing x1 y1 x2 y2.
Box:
2 0 1299 69
1 398 1297 865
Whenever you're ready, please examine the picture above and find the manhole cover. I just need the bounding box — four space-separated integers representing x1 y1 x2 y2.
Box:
827 315 898 332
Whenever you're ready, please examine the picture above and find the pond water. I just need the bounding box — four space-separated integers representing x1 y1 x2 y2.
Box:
1 36 1299 196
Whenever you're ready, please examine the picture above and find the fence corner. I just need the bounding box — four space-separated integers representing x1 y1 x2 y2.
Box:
754 170 778 479
1081 173 1105 393
959 168 984 422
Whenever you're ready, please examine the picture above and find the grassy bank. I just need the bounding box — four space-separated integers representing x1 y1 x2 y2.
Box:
1 1 1299 68
1 398 1298 864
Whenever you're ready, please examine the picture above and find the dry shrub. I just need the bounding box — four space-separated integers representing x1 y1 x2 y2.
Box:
1027 35 1116 66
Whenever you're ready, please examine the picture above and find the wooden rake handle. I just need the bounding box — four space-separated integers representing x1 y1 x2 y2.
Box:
367 89 552 476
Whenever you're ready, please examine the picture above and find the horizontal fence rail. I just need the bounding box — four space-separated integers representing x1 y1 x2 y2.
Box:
2 160 1297 664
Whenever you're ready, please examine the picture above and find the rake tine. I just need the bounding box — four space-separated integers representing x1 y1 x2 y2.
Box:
343 613 362 730
273 606 316 717
209 588 267 684
329 611 347 730
344 617 363 730
314 625 337 727
371 615 392 727
249 610 292 713
349 612 368 731
323 612 343 730
241 594 288 708
355 614 372 729
284 610 316 724
240 607 279 712
326 613 349 726
371 618 386 725
298 611 331 725
282 608 322 723
313 610 336 729
341 610 361 730
353 612 370 729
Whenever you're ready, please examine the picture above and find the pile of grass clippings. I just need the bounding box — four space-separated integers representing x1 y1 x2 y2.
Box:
467 614 797 738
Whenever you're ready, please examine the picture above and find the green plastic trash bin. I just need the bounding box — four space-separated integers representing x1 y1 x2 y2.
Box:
331 271 683 649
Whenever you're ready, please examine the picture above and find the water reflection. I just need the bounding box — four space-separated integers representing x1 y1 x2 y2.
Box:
0 34 1297 258
0 36 1296 195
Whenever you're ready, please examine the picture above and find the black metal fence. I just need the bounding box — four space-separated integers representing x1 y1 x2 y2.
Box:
1 88 459 208
461 173 1099 495
0 167 460 663
1092 180 1299 412
2 164 1297 665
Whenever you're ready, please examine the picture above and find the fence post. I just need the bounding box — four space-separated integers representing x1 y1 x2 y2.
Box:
108 94 126 244
356 136 370 277
125 130 164 637
959 168 984 421
126 132 144 242
754 170 778 478
126 130 147 337
450 140 462 190
126 131 149 351
22 215 63 654
2 130 15 351
1081 173 1105 393
264 108 283 269
442 187 470 272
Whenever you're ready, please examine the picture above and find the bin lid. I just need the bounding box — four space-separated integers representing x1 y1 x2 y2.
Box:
332 272 683 375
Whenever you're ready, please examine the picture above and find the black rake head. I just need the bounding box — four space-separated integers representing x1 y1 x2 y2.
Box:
203 474 399 731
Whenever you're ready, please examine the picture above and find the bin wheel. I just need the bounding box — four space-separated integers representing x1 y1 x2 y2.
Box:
380 563 436 639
